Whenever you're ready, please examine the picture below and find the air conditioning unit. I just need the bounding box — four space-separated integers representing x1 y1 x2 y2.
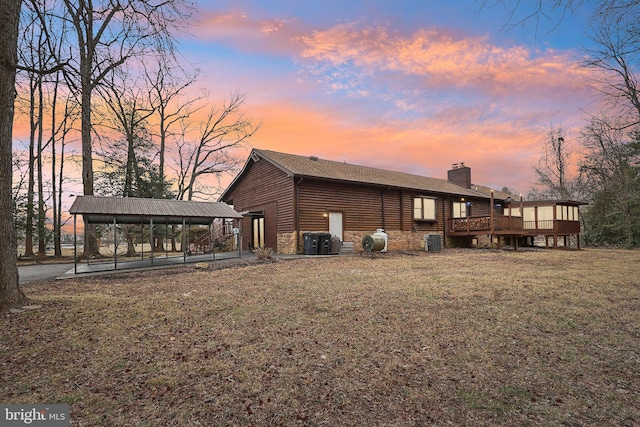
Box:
424 234 442 252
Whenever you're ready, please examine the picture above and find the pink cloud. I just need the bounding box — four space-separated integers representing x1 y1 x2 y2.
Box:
298 24 592 101
192 10 302 55
239 98 548 192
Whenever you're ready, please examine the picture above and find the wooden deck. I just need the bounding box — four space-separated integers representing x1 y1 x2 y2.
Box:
447 215 581 237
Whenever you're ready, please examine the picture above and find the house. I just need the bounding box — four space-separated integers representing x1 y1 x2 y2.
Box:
219 149 584 254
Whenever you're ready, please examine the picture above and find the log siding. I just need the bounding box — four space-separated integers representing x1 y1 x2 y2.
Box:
220 149 585 253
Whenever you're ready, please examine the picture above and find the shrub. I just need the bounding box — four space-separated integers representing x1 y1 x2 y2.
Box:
254 246 274 260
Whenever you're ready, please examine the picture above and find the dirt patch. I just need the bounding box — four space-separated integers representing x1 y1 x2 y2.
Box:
2 248 639 426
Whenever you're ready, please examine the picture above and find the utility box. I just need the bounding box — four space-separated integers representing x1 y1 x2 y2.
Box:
424 234 442 252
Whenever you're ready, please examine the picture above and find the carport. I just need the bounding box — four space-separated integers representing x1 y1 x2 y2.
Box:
69 195 243 274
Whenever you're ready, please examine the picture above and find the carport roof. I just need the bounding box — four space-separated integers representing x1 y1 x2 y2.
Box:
69 196 242 225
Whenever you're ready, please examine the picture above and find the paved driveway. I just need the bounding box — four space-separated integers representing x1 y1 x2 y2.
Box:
18 263 74 284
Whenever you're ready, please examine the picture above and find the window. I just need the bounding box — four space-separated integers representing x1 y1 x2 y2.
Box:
523 207 536 229
414 197 436 221
537 206 554 229
453 202 468 218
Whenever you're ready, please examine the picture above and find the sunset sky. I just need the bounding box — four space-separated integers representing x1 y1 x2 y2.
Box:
178 0 600 194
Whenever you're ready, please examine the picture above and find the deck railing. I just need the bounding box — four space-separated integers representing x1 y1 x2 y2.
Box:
448 216 580 235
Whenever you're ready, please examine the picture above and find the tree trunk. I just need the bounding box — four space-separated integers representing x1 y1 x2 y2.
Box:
37 75 46 255
24 75 36 257
80 67 99 258
51 82 61 257
0 0 28 311
171 225 177 251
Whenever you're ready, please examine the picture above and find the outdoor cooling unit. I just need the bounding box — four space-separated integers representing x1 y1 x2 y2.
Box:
424 234 442 252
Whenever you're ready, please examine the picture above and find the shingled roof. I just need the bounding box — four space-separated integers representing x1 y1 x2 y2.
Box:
70 196 241 225
223 149 502 200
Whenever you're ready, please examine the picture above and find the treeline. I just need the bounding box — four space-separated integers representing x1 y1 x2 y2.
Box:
11 0 260 259
505 0 640 247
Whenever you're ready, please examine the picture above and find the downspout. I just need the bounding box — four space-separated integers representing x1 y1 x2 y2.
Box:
490 190 495 245
399 190 404 232
295 177 303 254
443 196 448 248
381 189 386 230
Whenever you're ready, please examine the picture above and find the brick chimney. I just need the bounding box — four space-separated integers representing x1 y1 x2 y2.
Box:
448 163 471 189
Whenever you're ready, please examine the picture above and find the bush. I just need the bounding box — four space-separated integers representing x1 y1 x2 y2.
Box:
254 246 274 260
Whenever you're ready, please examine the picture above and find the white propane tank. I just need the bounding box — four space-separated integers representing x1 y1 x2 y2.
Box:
373 228 388 252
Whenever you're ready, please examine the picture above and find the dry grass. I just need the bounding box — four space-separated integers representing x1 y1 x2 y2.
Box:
2 248 639 426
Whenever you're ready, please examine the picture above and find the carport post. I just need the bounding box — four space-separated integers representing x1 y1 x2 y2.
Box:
210 222 215 261
113 217 117 270
150 218 154 266
73 214 77 274
183 218 186 263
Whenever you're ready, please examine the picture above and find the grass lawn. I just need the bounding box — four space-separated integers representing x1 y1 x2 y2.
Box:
2 248 639 426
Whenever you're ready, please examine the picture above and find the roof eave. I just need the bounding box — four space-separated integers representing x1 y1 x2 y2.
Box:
219 149 295 201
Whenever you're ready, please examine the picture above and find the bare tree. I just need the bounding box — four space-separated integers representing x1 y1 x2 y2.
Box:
18 0 74 258
475 0 585 34
580 117 640 246
12 152 29 240
145 56 200 197
1 0 28 310
174 91 260 201
16 7 44 258
482 0 640 246
97 66 157 198
583 6 640 126
49 84 76 256
530 127 587 200
59 0 192 257
145 58 200 251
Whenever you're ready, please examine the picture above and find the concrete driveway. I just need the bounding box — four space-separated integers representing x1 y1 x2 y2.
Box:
18 263 74 284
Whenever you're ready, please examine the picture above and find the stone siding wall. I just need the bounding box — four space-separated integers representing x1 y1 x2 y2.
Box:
277 232 298 255
342 230 441 253
281 230 454 254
